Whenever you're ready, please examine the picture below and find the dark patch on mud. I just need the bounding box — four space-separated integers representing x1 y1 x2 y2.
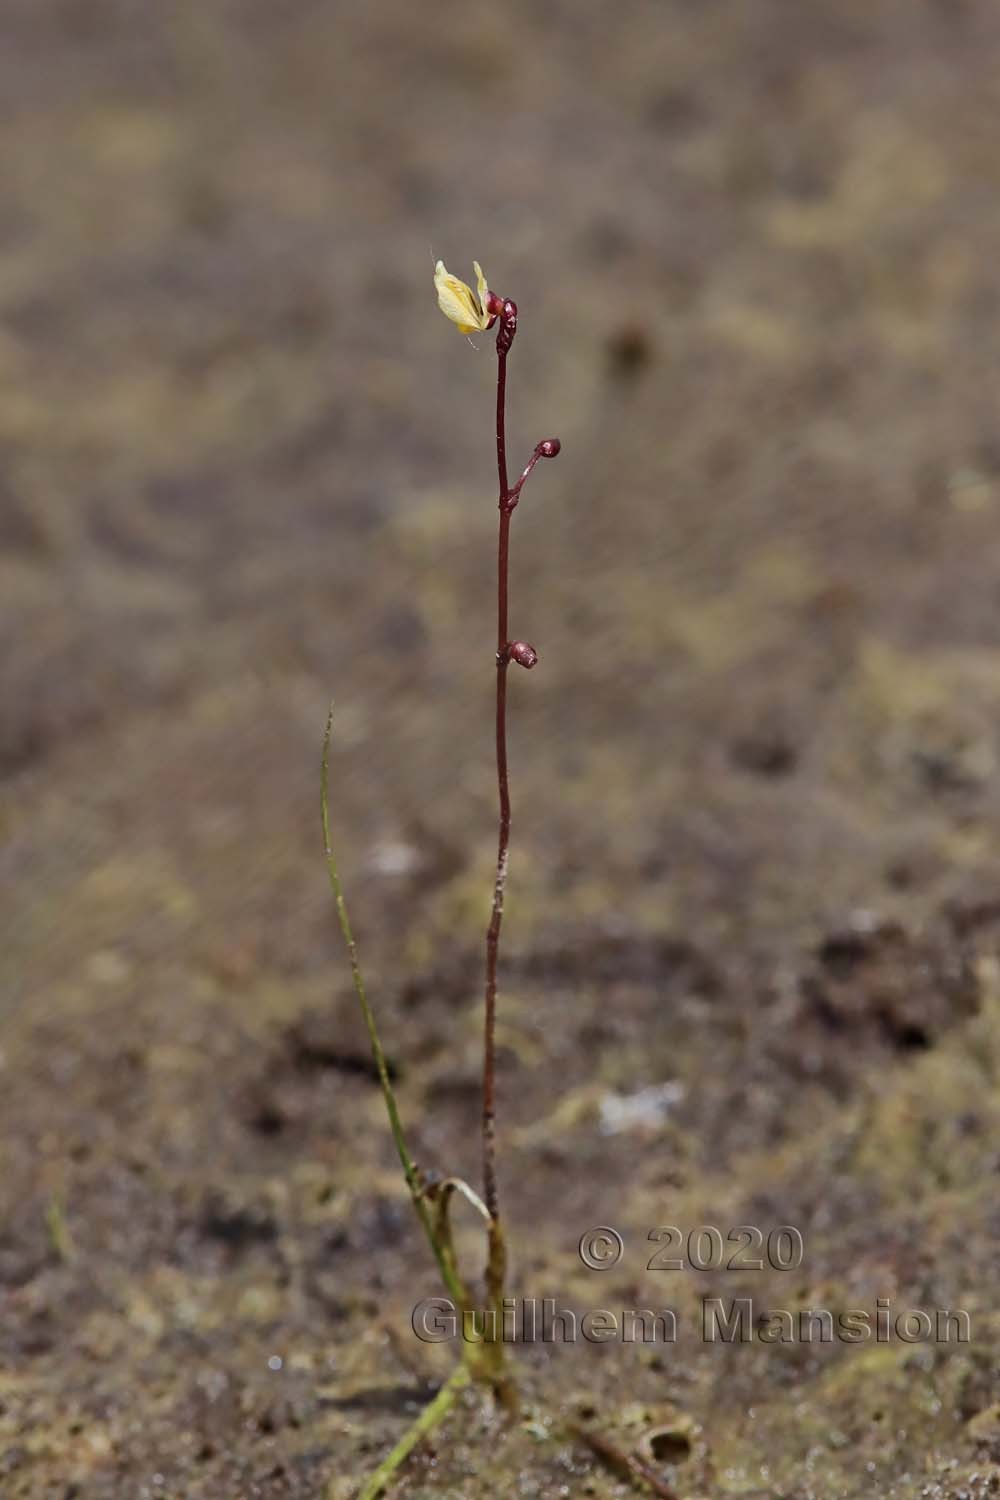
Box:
286 1015 400 1084
799 915 981 1054
197 1192 279 1254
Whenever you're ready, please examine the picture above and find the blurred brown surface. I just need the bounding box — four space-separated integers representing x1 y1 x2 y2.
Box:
2 1 1000 1495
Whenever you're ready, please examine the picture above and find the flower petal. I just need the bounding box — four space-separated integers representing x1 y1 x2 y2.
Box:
431 262 491 336
434 260 484 334
473 260 490 320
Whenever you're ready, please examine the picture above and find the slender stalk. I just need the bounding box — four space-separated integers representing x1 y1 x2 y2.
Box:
483 340 511 1224
352 1363 471 1500
321 707 469 1312
481 320 558 1225
479 303 557 1409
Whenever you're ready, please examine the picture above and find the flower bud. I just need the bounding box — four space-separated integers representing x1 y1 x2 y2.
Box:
496 299 518 354
508 641 538 669
539 438 561 458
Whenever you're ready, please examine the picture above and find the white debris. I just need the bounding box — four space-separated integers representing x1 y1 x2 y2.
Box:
598 1080 685 1135
367 840 422 877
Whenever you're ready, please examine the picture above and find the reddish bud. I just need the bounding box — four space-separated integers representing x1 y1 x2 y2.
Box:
539 438 561 458
508 641 538 669
496 299 518 354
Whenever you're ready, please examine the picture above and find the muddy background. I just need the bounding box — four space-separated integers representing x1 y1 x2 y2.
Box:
2 2 1000 1496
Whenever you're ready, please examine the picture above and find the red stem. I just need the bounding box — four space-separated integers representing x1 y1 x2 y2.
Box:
483 343 511 1222
480 296 557 1243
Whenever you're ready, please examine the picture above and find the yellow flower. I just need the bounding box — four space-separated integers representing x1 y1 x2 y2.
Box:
434 259 491 334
